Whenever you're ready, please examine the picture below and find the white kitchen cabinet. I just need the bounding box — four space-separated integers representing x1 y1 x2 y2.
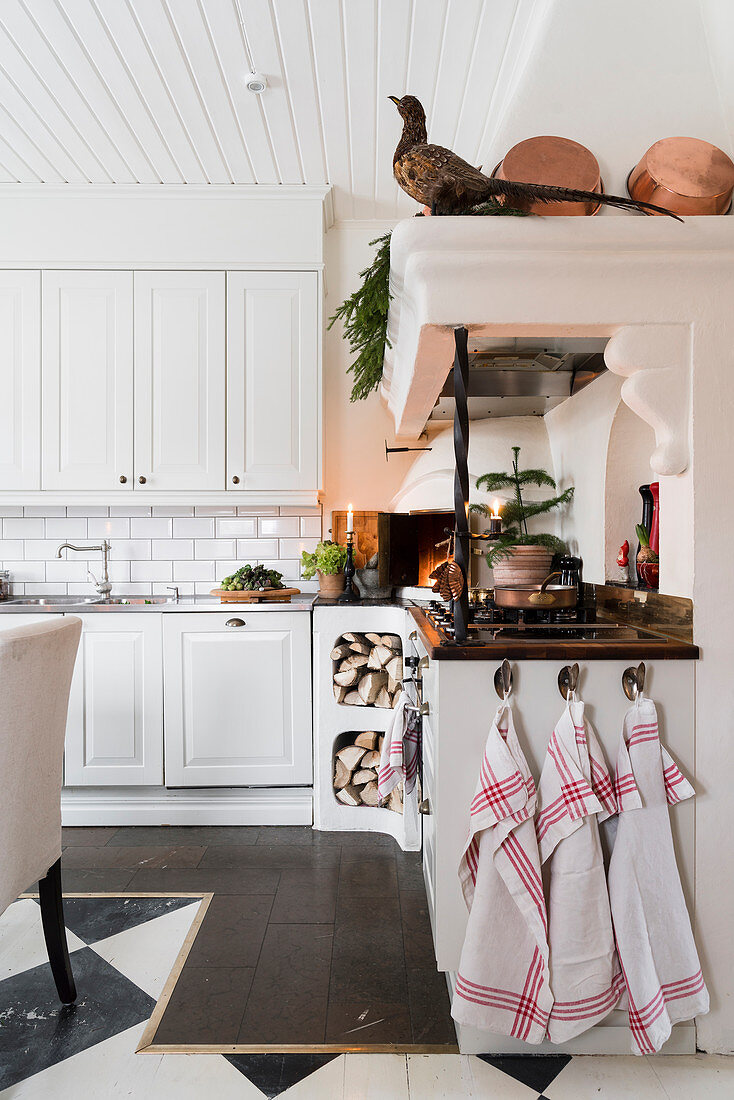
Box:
42 271 133 492
163 611 312 787
65 614 163 786
134 272 225 491
227 272 320 492
0 272 40 490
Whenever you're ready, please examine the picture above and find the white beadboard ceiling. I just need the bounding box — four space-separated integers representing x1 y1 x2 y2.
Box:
0 0 731 220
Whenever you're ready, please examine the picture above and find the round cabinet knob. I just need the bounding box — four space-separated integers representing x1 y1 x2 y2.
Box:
138 475 146 484
231 475 240 484
225 618 246 628
119 475 127 484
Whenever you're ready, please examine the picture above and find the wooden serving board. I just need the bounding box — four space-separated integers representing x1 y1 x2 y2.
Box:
210 587 301 604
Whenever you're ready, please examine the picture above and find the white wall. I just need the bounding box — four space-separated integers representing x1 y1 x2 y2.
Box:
604 401 656 581
545 372 623 583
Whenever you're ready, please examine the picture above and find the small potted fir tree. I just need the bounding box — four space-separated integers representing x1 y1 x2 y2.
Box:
301 540 349 596
471 446 574 585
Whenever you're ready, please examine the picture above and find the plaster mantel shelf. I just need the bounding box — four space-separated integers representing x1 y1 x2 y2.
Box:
381 216 734 474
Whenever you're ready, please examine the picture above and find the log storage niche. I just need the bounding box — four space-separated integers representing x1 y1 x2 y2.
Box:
332 731 404 813
331 631 403 708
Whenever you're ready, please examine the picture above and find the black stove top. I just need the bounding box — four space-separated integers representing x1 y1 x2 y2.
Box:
421 598 598 643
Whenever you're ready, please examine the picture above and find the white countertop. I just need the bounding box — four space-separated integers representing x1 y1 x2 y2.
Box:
0 594 317 613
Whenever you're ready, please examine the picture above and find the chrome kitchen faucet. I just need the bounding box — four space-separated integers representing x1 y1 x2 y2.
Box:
56 540 112 597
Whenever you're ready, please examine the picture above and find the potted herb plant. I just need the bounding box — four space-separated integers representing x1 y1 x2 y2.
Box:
471 446 574 584
301 540 349 596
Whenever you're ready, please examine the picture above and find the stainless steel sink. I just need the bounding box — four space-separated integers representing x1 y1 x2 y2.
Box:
6 596 103 606
4 595 174 607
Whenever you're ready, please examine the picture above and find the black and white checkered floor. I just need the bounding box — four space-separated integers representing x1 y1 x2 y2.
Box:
0 895 730 1098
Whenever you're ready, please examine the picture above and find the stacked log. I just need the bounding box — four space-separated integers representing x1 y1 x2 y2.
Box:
332 632 403 708
333 731 404 813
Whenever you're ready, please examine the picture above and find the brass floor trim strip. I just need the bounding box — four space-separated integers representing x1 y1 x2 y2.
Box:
142 1043 460 1054
136 893 213 1054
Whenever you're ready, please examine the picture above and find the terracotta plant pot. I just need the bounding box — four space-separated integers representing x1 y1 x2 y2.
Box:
317 570 346 597
491 545 554 587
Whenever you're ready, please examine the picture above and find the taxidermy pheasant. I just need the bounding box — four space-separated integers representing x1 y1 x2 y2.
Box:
389 95 680 219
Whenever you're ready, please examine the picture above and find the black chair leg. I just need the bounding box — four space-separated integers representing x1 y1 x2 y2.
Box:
38 857 77 1005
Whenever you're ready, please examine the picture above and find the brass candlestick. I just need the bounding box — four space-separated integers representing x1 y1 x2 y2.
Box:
337 531 361 603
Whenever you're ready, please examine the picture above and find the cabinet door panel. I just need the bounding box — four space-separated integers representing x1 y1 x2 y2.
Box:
135 272 225 491
163 613 312 786
65 614 163 786
42 271 133 491
227 272 319 491
0 272 40 490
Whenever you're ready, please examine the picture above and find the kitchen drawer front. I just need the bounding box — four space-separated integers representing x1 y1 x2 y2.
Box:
163 612 312 787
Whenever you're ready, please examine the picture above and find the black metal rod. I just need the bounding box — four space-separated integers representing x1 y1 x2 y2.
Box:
452 326 470 643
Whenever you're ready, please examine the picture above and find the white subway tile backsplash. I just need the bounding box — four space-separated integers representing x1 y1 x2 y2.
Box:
0 541 24 561
1 505 321 600
130 517 172 539
24 506 65 517
152 539 193 560
67 506 108 517
260 559 300 579
45 518 88 539
279 506 322 516
4 518 45 538
173 517 214 538
195 539 236 559
88 518 130 538
278 537 319 558
45 559 89 582
258 516 299 538
300 516 322 538
109 505 151 517
173 560 216 582
236 539 278 558
215 518 257 538
19 540 61 560
2 561 45 582
114 540 153 560
131 561 173 583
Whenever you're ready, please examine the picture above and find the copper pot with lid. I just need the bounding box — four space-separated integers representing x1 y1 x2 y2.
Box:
493 135 603 216
628 137 734 216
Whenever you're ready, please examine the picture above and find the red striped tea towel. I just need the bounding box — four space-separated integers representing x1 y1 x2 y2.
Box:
377 691 419 801
452 702 552 1043
608 696 708 1054
536 695 622 1042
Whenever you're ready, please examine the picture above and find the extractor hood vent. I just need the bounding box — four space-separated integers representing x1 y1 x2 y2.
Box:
429 339 608 421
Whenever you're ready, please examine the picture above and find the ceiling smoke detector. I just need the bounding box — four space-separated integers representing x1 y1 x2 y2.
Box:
246 72 267 94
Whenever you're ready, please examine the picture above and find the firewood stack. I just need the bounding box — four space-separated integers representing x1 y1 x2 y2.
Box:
333 730 404 813
331 632 403 709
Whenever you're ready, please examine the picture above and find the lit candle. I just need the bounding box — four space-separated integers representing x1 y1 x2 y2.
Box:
489 499 502 537
346 504 354 534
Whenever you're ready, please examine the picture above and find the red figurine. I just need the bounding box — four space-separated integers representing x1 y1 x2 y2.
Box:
617 540 630 584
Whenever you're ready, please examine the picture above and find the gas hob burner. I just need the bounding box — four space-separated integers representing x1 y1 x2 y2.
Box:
421 596 596 645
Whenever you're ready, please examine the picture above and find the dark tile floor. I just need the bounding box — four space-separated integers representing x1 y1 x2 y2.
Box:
60 825 458 1051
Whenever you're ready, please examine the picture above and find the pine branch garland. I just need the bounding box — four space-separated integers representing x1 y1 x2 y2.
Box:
329 204 528 402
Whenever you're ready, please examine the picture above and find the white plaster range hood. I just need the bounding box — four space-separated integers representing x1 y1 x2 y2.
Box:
380 215 734 479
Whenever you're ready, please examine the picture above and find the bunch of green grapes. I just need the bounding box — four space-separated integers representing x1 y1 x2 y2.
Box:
220 563 285 591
